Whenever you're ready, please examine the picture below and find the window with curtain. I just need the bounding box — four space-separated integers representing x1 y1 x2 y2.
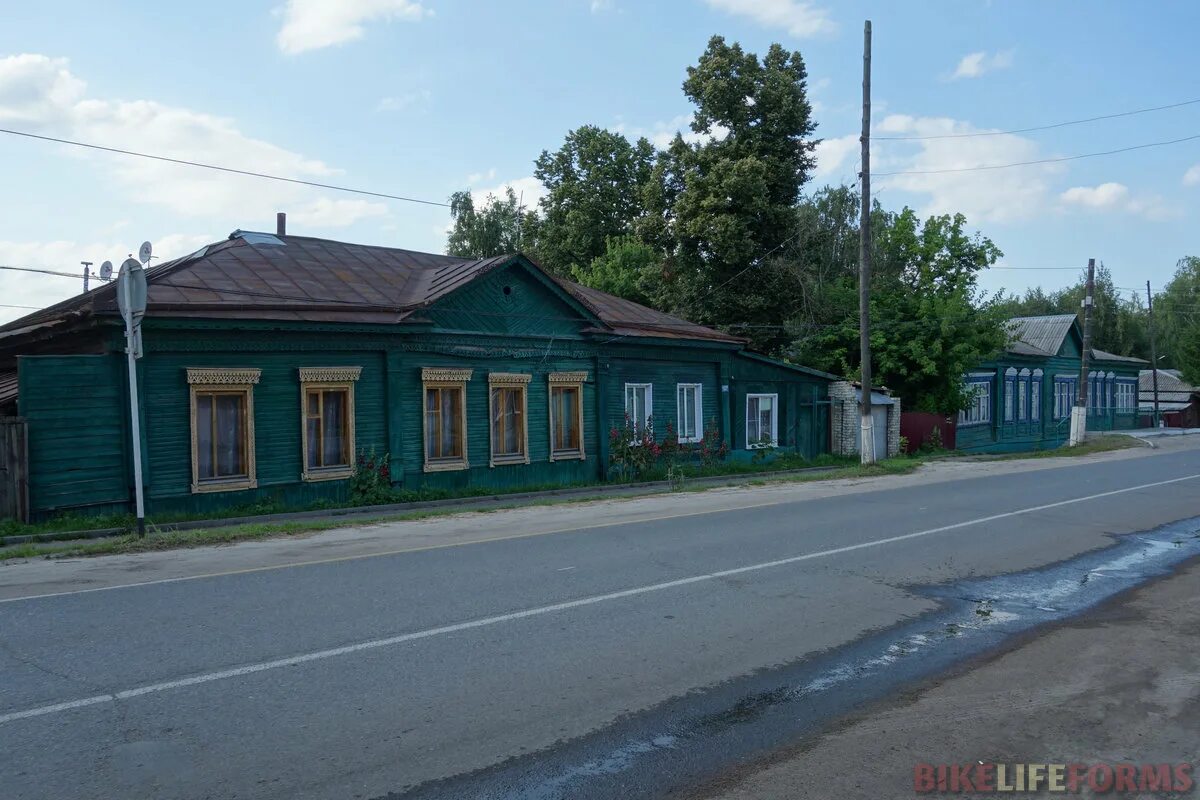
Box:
187 367 260 493
422 367 472 471
298 367 360 481
549 372 586 461
958 376 992 426
624 383 652 436
676 383 702 443
489 387 527 464
1031 372 1042 422
746 393 778 447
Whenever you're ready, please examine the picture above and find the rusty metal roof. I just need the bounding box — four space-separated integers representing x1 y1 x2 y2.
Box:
0 232 738 343
1005 314 1077 356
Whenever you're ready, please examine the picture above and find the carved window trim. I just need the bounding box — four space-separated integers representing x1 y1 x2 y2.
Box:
488 373 531 467
422 367 471 472
187 367 260 494
299 367 361 482
548 372 587 461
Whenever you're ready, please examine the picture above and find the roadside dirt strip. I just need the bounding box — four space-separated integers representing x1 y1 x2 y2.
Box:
690 557 1200 800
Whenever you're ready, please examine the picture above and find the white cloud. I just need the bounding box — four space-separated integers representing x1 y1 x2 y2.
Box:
375 89 431 112
276 0 431 54
590 0 614 11
1060 182 1129 209
873 114 1059 224
1183 164 1200 186
704 0 835 37
473 175 546 209
618 114 729 150
0 54 387 229
813 134 858 181
1059 182 1176 221
466 167 497 186
0 233 213 325
950 49 1014 80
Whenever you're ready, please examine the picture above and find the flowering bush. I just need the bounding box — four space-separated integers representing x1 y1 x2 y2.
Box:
608 415 728 480
350 447 394 505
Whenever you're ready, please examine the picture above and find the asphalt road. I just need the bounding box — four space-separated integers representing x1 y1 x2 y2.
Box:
2 441 1199 800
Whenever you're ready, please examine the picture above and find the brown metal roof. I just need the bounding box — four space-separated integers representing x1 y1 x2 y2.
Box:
0 232 738 343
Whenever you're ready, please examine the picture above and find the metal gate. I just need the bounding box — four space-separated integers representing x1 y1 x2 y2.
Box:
0 417 28 522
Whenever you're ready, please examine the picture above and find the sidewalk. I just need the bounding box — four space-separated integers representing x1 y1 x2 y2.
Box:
690 557 1200 800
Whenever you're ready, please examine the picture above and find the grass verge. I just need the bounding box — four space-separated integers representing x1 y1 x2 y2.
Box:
980 434 1141 461
0 458 923 561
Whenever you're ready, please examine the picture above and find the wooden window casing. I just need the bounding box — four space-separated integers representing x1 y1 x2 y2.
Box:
422 367 471 472
548 371 587 461
187 368 260 494
488 373 531 467
299 367 361 482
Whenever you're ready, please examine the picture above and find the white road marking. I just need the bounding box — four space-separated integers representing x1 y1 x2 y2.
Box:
1 472 1197 727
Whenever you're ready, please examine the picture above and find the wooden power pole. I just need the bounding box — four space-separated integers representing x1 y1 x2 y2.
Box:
858 19 875 464
1069 258 1095 446
1146 280 1161 428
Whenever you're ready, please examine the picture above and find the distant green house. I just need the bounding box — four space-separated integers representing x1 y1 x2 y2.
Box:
0 228 838 521
956 314 1146 454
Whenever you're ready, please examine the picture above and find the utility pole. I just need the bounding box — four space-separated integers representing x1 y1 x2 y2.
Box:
1146 280 1161 428
858 19 875 464
81 261 93 293
1070 258 1095 446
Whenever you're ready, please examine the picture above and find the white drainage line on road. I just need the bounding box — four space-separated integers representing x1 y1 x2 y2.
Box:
2 473 1198 727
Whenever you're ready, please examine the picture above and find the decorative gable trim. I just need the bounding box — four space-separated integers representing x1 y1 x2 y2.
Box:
298 366 362 383
548 371 589 384
421 367 472 382
187 367 261 385
488 372 532 386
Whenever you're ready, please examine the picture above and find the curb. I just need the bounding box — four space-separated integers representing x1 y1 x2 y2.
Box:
1 465 840 547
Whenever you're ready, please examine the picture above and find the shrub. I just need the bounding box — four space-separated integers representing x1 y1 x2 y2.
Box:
350 447 394 506
695 420 728 467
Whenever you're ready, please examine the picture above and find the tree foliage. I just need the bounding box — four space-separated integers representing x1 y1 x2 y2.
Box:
532 126 656 276
571 235 660 306
1156 256 1200 383
445 188 535 259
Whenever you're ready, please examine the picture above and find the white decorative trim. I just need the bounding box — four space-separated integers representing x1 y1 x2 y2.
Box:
298 366 362 383
676 383 704 443
187 367 261 385
488 372 532 386
421 367 472 382
548 371 589 384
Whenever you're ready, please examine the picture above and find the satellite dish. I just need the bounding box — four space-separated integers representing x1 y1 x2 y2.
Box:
99 260 113 281
138 241 153 264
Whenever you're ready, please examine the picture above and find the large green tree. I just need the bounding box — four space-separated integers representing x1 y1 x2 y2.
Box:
445 188 536 259
790 205 1008 414
1156 256 1200 382
532 126 656 276
644 36 818 350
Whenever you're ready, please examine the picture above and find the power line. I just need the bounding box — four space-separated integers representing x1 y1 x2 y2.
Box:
875 132 1200 176
0 127 451 209
0 264 108 281
874 98 1200 141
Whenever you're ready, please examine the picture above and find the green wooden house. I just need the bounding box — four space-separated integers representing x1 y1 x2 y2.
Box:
0 228 838 521
955 314 1146 454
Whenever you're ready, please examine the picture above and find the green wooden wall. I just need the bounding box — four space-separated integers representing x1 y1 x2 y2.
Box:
14 260 837 519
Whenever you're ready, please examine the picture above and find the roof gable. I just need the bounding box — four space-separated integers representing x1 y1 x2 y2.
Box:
1005 314 1080 357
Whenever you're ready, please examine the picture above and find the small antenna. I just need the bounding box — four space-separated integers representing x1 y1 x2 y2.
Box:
81 261 93 293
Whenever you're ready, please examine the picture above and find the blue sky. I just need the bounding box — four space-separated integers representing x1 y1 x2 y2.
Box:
2 0 1199 323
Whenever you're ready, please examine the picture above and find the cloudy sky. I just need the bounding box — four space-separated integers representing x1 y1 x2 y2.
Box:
2 0 1199 323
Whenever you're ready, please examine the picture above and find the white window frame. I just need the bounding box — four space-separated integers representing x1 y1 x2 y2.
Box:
676 383 703 443
1003 367 1017 423
624 382 653 439
745 393 779 449
1031 369 1043 422
958 373 993 427
1017 368 1030 422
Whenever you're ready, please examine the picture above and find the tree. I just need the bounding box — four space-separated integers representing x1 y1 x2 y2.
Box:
645 36 818 351
532 126 656 276
1157 256 1200 381
790 206 1008 414
445 188 535 259
570 235 660 306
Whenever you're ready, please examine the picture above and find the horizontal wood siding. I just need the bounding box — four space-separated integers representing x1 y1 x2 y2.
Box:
19 354 130 517
424 265 587 338
729 354 830 459
604 355 722 441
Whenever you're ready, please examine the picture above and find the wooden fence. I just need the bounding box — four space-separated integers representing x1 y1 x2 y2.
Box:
0 417 29 522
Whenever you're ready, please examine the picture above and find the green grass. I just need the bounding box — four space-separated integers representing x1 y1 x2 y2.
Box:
980 435 1141 461
0 457 923 561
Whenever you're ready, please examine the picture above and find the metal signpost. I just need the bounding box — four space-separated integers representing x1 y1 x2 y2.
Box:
117 243 150 536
